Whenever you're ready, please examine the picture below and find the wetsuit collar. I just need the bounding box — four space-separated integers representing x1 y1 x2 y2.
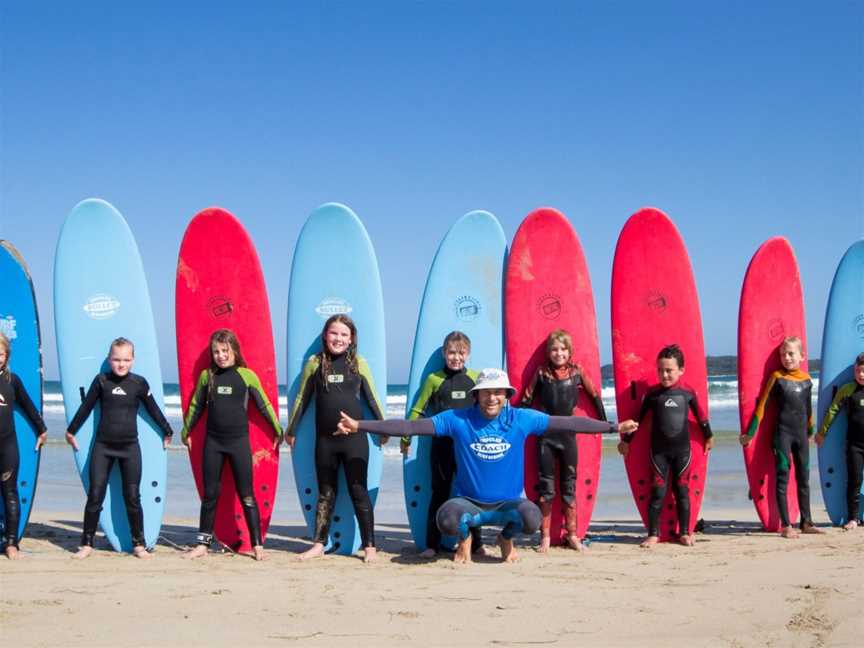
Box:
443 366 467 377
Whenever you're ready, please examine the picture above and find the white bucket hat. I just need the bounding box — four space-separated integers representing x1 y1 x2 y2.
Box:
470 368 516 398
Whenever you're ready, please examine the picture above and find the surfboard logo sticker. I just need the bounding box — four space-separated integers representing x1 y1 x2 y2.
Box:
208 296 234 319
469 435 511 461
455 295 481 322
647 291 667 312
315 297 352 318
83 294 120 319
767 318 785 342
853 314 864 338
537 294 562 320
0 315 17 340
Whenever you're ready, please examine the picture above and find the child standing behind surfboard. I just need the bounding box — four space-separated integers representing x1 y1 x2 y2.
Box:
741 336 823 539
618 344 713 548
520 329 606 553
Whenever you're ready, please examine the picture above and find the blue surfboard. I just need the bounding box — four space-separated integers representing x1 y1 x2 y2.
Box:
287 203 386 555
0 241 44 544
402 211 507 550
817 239 864 525
54 199 168 552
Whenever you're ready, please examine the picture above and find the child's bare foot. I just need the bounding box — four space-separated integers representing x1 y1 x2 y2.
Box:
253 545 266 561
132 546 152 559
640 535 659 548
565 534 585 552
800 522 824 535
842 520 858 531
297 542 325 561
538 534 551 554
780 526 799 539
4 545 20 560
362 546 376 563
418 548 437 559
453 537 472 564
497 534 519 563
679 534 695 547
72 546 93 559
184 544 208 559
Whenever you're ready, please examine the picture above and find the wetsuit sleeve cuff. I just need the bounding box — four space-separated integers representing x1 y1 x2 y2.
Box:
700 421 713 439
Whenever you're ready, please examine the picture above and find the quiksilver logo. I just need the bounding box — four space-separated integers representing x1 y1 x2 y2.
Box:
83 294 120 320
469 435 511 461
111 386 126 396
0 394 6 406
664 399 679 408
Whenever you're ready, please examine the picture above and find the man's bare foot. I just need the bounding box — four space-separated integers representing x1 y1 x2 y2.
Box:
362 546 376 563
418 548 437 559
497 534 519 563
780 526 799 539
679 534 695 547
842 520 859 531
253 545 266 561
453 537 472 564
538 534 551 554
184 544 208 559
565 535 586 552
297 542 325 561
4 545 20 560
132 546 152 559
640 535 659 548
800 522 824 535
72 546 93 559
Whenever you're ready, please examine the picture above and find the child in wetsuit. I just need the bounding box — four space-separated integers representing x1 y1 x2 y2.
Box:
285 314 385 563
618 344 713 548
65 337 174 559
816 351 864 530
183 329 282 562
401 331 484 558
0 332 47 559
741 336 822 539
520 329 606 553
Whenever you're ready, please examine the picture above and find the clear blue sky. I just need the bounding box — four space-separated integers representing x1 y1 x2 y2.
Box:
1 1 861 383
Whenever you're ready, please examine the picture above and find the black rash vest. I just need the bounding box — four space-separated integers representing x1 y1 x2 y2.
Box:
67 372 173 444
521 364 607 421
0 369 47 444
630 382 711 453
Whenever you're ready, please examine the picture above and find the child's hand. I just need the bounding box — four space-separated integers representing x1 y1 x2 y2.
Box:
617 441 629 456
65 431 79 451
704 437 714 454
35 432 47 451
284 435 296 450
163 437 171 450
183 435 192 451
739 434 751 447
814 433 825 447
337 411 359 435
617 420 638 435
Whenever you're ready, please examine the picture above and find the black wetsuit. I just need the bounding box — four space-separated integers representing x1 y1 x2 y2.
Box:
68 372 173 548
183 366 282 547
747 369 814 528
818 381 864 522
521 365 607 504
409 367 481 551
627 382 711 537
0 370 47 548
287 353 384 548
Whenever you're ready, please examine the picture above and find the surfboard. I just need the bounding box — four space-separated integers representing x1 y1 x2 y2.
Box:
611 208 709 540
176 207 280 553
403 210 506 550
54 198 167 551
0 241 43 545
505 208 603 542
817 240 864 525
738 237 804 531
287 203 386 555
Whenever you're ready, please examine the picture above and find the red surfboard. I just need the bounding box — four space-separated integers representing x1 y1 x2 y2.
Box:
738 237 804 531
175 208 280 553
611 208 709 540
506 208 603 542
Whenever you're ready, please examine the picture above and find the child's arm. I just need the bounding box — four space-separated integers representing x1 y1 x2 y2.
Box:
357 356 385 422
687 389 713 452
11 374 48 437
238 368 283 440
137 378 174 441
806 378 815 438
817 382 854 443
182 371 210 442
67 376 102 435
519 370 540 408
618 391 653 456
741 373 778 445
407 373 440 420
577 365 607 422
284 356 319 440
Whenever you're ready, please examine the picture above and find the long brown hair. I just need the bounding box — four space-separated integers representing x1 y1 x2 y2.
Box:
0 332 10 382
207 329 247 400
540 328 578 378
319 314 358 388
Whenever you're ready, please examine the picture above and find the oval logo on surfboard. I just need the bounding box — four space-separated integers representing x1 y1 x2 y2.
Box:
315 297 352 318
455 295 481 322
0 315 17 340
767 318 785 342
207 296 234 319
83 294 120 319
538 294 562 320
853 314 864 339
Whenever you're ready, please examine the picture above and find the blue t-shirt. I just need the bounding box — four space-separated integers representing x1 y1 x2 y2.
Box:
431 405 549 503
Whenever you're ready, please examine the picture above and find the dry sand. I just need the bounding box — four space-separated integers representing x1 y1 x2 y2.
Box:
1 509 862 648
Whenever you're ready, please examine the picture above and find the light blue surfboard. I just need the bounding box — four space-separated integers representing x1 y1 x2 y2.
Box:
0 241 43 544
817 239 864 525
287 203 386 555
402 211 507 550
54 199 168 552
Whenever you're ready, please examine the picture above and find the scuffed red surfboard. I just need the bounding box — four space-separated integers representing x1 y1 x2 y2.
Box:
175 208 279 552
611 208 709 540
738 237 803 531
506 208 603 542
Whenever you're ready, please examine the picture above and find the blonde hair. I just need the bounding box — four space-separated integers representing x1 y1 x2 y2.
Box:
0 332 10 380
781 336 804 354
109 337 135 357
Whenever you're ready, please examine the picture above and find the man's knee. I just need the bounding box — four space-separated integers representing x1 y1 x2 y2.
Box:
517 500 542 535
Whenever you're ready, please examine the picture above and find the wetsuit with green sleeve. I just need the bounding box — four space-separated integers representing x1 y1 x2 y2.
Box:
183 366 282 547
746 368 814 529
818 381 864 522
408 367 481 551
286 352 384 548
0 369 47 548
67 372 174 548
